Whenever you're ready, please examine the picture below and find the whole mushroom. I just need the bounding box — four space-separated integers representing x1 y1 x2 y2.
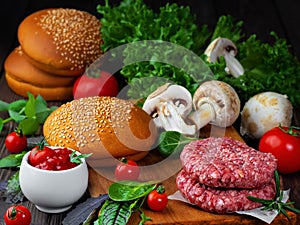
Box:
189 80 241 130
240 92 293 139
204 37 245 78
142 83 197 136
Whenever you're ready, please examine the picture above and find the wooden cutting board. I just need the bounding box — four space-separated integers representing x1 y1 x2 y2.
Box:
87 125 298 225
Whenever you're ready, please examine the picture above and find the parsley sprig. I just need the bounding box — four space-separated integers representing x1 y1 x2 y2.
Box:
248 170 300 219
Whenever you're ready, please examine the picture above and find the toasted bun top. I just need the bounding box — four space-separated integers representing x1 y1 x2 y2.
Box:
43 96 158 163
18 8 103 75
4 46 76 87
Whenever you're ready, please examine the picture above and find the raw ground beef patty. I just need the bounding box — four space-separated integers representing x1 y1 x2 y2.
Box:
176 170 276 213
180 137 277 189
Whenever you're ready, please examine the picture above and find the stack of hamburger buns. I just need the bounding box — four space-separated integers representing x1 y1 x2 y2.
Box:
4 8 103 101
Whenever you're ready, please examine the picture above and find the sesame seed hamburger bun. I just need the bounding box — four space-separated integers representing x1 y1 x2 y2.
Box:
43 96 158 166
18 8 103 76
4 46 75 101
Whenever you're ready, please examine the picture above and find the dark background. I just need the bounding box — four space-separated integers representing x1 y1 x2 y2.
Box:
0 1 299 224
1 0 300 68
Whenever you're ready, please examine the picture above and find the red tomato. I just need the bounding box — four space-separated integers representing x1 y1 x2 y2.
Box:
259 126 300 174
28 144 54 167
114 158 140 181
5 130 27 153
73 71 119 99
29 145 79 171
4 205 32 225
147 185 168 211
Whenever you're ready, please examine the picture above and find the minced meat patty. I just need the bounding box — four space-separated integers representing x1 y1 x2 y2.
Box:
180 137 277 189
176 170 276 214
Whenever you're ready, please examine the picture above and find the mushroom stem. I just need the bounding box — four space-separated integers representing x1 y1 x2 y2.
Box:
224 52 245 78
157 102 197 136
189 103 215 130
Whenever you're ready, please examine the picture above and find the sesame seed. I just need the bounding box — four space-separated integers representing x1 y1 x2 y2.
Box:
37 8 103 70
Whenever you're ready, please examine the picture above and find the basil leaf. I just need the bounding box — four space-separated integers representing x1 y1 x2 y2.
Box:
35 94 47 106
8 99 27 112
98 199 137 225
0 151 27 168
0 118 3 133
0 100 9 111
158 131 199 157
24 92 36 117
18 117 39 135
108 181 156 201
8 110 26 123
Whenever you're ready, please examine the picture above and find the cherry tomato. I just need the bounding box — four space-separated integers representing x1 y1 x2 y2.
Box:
73 71 119 99
147 185 168 211
114 158 140 181
28 142 54 167
259 125 300 174
4 205 32 225
5 129 27 153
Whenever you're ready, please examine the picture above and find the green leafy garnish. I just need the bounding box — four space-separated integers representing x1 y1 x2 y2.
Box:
97 0 211 99
158 130 200 157
108 180 156 201
0 151 27 168
207 15 300 107
95 181 157 225
0 93 57 135
70 151 92 164
97 199 139 225
0 171 24 203
248 170 300 219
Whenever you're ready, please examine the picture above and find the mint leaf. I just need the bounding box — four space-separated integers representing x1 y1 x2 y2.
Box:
8 110 26 123
0 151 26 168
24 92 36 117
35 94 47 106
8 99 27 112
18 117 39 135
0 118 3 133
0 100 9 111
35 106 52 124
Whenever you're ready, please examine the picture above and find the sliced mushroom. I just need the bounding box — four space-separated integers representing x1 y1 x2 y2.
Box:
204 37 244 78
142 83 197 136
189 80 240 130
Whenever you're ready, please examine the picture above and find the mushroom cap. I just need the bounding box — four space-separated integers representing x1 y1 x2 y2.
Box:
204 37 237 63
240 92 293 139
143 83 193 118
193 80 240 127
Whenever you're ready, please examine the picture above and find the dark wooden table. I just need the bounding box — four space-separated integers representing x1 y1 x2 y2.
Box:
0 1 300 224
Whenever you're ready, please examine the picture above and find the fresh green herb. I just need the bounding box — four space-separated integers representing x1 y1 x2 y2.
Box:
210 15 245 43
70 151 93 164
97 0 211 99
0 93 57 135
0 171 24 203
108 180 156 201
96 181 156 225
248 170 300 219
0 151 27 168
97 199 140 225
158 131 200 157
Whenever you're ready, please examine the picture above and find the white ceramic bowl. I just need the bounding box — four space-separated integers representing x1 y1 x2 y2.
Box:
19 147 89 213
